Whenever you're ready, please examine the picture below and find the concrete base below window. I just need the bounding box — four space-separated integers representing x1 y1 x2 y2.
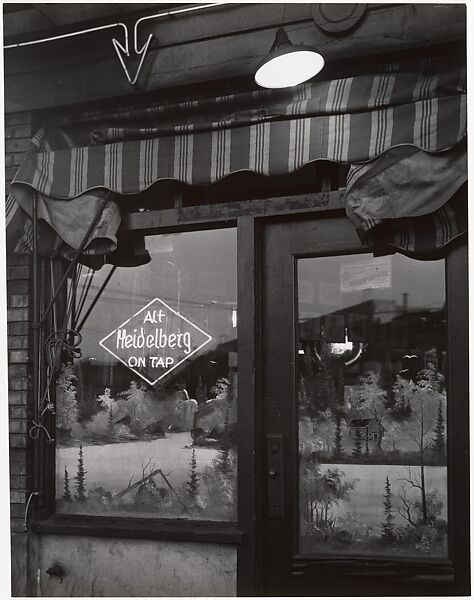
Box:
30 534 236 597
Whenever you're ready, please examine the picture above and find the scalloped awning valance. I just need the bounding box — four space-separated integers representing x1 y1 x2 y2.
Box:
6 55 467 262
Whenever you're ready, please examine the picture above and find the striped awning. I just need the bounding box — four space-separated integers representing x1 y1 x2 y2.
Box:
6 54 467 261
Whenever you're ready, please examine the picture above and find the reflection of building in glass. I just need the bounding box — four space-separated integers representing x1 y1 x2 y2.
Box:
299 298 447 379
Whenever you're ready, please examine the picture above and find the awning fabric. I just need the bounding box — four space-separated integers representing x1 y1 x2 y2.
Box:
368 183 467 256
6 55 467 261
345 141 467 254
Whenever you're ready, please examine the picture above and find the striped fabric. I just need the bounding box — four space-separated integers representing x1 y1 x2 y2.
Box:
6 55 467 259
12 56 466 197
368 183 467 256
13 94 465 196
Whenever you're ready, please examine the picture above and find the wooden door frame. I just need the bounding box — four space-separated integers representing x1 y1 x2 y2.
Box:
258 215 469 596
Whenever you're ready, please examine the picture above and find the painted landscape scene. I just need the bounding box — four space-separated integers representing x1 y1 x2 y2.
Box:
297 254 448 559
56 370 237 522
55 228 239 522
298 345 448 559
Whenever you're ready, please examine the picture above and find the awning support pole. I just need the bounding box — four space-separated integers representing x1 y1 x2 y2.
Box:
77 265 117 332
31 191 41 510
26 192 111 524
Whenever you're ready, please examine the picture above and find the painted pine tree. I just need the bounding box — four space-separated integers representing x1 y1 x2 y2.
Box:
227 369 234 403
216 411 232 477
216 445 232 476
107 407 115 437
56 364 79 431
379 358 395 409
352 427 363 458
380 475 396 543
298 372 308 412
185 447 201 499
432 398 446 461
224 406 229 430
63 466 72 502
216 444 232 475
333 415 344 460
74 444 87 502
195 377 207 406
314 337 337 417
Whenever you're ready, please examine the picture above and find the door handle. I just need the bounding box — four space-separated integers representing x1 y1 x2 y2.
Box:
266 434 284 518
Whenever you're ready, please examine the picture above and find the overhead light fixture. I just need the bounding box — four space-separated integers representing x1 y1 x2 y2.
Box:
255 27 325 89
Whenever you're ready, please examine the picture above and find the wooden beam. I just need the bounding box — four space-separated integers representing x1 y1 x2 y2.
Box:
3 4 311 76
4 4 466 113
34 515 244 544
3 3 174 40
31 5 58 27
3 8 54 39
121 191 346 233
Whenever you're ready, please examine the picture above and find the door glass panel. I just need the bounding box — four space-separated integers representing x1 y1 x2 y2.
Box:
56 229 237 521
297 253 447 558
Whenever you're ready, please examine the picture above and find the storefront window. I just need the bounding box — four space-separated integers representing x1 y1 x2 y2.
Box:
56 229 238 521
297 253 447 558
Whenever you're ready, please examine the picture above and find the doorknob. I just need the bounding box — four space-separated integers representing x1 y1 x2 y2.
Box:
266 435 284 518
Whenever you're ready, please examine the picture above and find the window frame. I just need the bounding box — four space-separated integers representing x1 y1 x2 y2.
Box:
36 220 244 541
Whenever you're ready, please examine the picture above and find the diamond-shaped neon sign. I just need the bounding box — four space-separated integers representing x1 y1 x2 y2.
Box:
99 297 213 386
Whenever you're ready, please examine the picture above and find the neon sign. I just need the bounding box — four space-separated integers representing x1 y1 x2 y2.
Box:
99 297 213 386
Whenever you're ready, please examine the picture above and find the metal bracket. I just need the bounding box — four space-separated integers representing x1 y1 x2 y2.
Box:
23 491 40 531
266 434 284 518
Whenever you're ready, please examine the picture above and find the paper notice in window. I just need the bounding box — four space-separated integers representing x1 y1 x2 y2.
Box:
340 256 392 292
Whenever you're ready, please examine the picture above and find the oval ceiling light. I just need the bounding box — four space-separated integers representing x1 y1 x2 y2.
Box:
255 27 325 89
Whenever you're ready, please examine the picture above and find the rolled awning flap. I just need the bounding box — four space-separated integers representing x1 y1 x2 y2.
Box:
6 187 120 258
345 142 467 234
6 54 467 261
364 182 467 256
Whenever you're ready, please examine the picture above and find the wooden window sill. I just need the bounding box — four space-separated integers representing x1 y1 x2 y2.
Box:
33 515 244 544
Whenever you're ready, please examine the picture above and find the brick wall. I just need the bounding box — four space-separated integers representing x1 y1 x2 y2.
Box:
6 111 34 597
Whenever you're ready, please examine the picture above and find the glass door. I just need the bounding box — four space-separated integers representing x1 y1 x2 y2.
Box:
260 216 464 596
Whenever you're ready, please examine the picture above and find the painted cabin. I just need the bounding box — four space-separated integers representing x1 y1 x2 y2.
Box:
348 418 385 445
